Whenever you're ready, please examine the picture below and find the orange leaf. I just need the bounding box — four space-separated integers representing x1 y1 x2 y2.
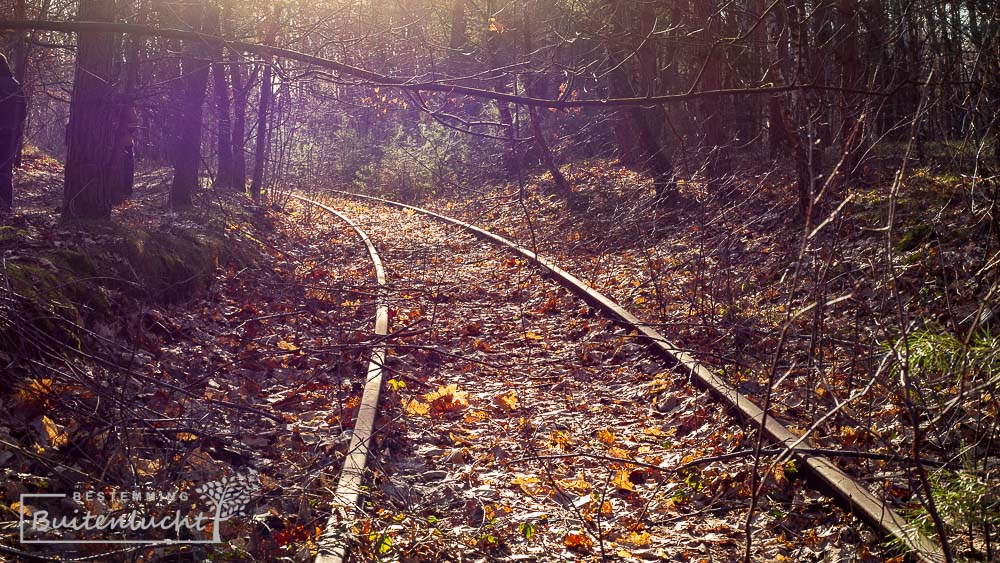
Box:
565 532 593 552
494 391 518 412
510 474 540 496
612 470 634 492
624 531 652 546
597 428 616 445
39 415 69 448
558 473 592 493
424 384 469 413
405 399 430 416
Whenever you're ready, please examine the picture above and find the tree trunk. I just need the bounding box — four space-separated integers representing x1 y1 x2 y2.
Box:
209 6 234 190
249 7 280 202
696 2 730 177
837 0 865 180
63 0 119 220
170 2 211 208
448 0 467 68
766 0 812 217
522 4 569 197
604 1 675 202
12 0 29 168
230 61 253 193
249 60 272 201
108 0 142 206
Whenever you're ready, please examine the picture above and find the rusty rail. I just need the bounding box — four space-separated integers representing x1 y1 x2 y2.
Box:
290 195 388 563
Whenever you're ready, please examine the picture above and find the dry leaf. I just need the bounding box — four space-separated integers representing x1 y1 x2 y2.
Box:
511 474 540 495
612 470 635 492
424 384 469 413
38 415 69 448
277 340 299 351
558 473 592 493
405 398 430 416
608 445 631 459
565 532 593 552
136 458 162 477
524 331 544 341
772 462 787 485
597 428 616 445
624 531 652 546
494 391 518 412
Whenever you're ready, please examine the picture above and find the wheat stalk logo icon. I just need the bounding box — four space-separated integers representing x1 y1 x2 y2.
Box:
195 471 260 543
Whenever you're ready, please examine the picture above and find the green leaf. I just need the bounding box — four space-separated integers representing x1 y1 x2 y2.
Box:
376 533 392 554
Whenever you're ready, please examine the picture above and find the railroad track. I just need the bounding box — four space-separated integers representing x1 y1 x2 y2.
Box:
293 192 943 562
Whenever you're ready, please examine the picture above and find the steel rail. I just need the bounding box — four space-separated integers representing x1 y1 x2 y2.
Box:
289 195 388 563
329 190 944 563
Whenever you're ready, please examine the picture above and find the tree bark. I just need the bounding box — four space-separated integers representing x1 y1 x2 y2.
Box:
249 60 272 201
696 2 730 177
249 6 280 202
837 0 865 180
766 0 813 217
62 0 119 220
522 3 569 197
169 2 211 208
230 61 253 193
604 1 675 202
209 5 234 190
12 0 29 168
108 0 142 206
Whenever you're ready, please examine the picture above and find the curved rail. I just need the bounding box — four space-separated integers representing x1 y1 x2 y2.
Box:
329 190 944 563
289 195 388 563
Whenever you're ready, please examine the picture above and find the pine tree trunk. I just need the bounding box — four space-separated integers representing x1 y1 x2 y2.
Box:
249 61 272 201
170 2 211 208
209 6 234 190
697 3 730 177
63 0 119 220
603 1 675 202
230 63 251 193
12 0 29 168
522 4 569 197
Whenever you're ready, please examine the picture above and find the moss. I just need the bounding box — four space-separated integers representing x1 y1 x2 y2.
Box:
116 212 256 303
48 249 99 278
120 229 217 302
1 262 81 349
895 223 934 252
1 196 262 369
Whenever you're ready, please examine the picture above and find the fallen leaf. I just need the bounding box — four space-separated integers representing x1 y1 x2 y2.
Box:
612 470 635 492
494 391 518 411
558 473 592 493
37 415 69 448
623 531 652 546
424 384 469 413
597 428 616 445
565 531 593 552
405 399 430 416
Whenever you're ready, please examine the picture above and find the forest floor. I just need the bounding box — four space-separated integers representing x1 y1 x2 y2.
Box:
341 155 997 562
1 151 996 562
